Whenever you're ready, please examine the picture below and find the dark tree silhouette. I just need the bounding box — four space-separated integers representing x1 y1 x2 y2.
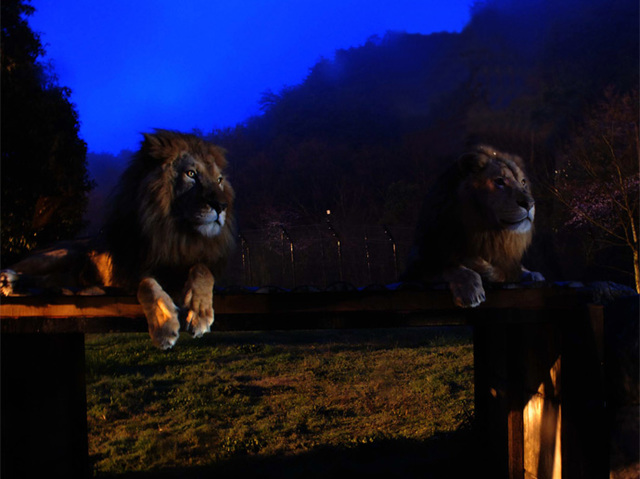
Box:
1 0 92 265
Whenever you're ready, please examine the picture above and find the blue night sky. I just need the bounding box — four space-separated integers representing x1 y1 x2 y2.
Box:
28 1 471 154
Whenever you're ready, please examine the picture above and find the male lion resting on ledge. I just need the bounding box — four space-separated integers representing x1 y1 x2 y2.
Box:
403 145 544 307
0 130 235 349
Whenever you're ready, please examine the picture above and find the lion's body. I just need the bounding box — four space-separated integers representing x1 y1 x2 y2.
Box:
102 130 235 293
403 145 543 307
1 131 235 348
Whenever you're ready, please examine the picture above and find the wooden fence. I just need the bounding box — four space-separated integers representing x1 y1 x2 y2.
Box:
0 283 633 478
227 223 414 287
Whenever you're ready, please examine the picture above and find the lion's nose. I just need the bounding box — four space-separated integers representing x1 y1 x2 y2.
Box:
204 192 227 213
212 201 227 213
517 198 534 211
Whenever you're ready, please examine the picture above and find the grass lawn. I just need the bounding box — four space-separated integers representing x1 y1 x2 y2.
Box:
86 327 475 477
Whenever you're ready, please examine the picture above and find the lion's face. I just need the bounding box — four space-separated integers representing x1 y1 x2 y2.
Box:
172 152 229 237
137 130 235 240
458 146 535 234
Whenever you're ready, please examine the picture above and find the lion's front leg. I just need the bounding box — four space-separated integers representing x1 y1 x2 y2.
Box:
137 278 180 350
0 269 19 296
465 257 505 282
181 263 215 338
443 266 486 308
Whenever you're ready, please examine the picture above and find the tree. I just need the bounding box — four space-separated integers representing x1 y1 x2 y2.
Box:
1 0 92 265
552 87 639 291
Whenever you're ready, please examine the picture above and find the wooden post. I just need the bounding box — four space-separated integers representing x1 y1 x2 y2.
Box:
473 311 511 476
473 305 610 479
1 333 89 478
560 306 609 478
507 322 525 479
521 319 562 479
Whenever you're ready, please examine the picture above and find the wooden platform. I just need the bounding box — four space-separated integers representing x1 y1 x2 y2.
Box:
0 284 627 478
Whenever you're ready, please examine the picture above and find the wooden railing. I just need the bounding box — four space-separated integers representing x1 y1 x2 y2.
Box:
0 284 628 478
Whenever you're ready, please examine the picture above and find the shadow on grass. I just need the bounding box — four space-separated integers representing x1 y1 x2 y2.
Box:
96 427 490 479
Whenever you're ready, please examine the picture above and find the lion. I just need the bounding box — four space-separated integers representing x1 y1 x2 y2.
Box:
402 145 544 307
0 130 235 349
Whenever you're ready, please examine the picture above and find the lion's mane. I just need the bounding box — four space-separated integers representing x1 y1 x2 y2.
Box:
103 130 235 291
404 145 534 283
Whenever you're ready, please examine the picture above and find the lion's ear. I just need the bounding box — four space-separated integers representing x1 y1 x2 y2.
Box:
140 130 180 162
458 150 490 174
142 131 169 150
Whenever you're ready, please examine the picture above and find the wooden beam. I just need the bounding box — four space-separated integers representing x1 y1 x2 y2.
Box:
0 287 590 334
0 286 587 318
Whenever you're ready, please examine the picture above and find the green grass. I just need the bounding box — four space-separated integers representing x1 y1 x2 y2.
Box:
86 327 474 476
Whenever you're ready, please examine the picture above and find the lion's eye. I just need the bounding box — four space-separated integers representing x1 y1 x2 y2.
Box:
185 170 197 179
217 176 223 185
521 178 527 186
494 178 506 187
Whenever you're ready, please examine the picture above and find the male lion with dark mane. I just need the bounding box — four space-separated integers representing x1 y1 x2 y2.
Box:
403 145 544 307
0 130 235 349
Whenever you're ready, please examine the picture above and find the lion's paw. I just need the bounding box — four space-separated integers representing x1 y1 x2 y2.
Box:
521 269 545 283
451 282 486 308
446 268 486 308
185 307 214 338
0 269 18 296
183 288 214 338
138 278 181 350
146 297 180 350
182 264 215 339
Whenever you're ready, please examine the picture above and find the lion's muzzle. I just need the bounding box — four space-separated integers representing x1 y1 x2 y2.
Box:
501 205 535 233
192 204 226 237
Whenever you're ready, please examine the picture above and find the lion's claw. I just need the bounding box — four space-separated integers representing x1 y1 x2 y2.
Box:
154 328 180 350
184 302 214 338
451 284 486 308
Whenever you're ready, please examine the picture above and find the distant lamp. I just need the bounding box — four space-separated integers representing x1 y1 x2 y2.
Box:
326 210 331 216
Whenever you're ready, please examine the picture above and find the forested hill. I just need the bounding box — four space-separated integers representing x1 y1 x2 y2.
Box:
205 0 638 230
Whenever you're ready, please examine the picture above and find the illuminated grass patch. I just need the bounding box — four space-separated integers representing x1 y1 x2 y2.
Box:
86 328 473 475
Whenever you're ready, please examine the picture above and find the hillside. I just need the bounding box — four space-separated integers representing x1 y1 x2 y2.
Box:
206 0 637 231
